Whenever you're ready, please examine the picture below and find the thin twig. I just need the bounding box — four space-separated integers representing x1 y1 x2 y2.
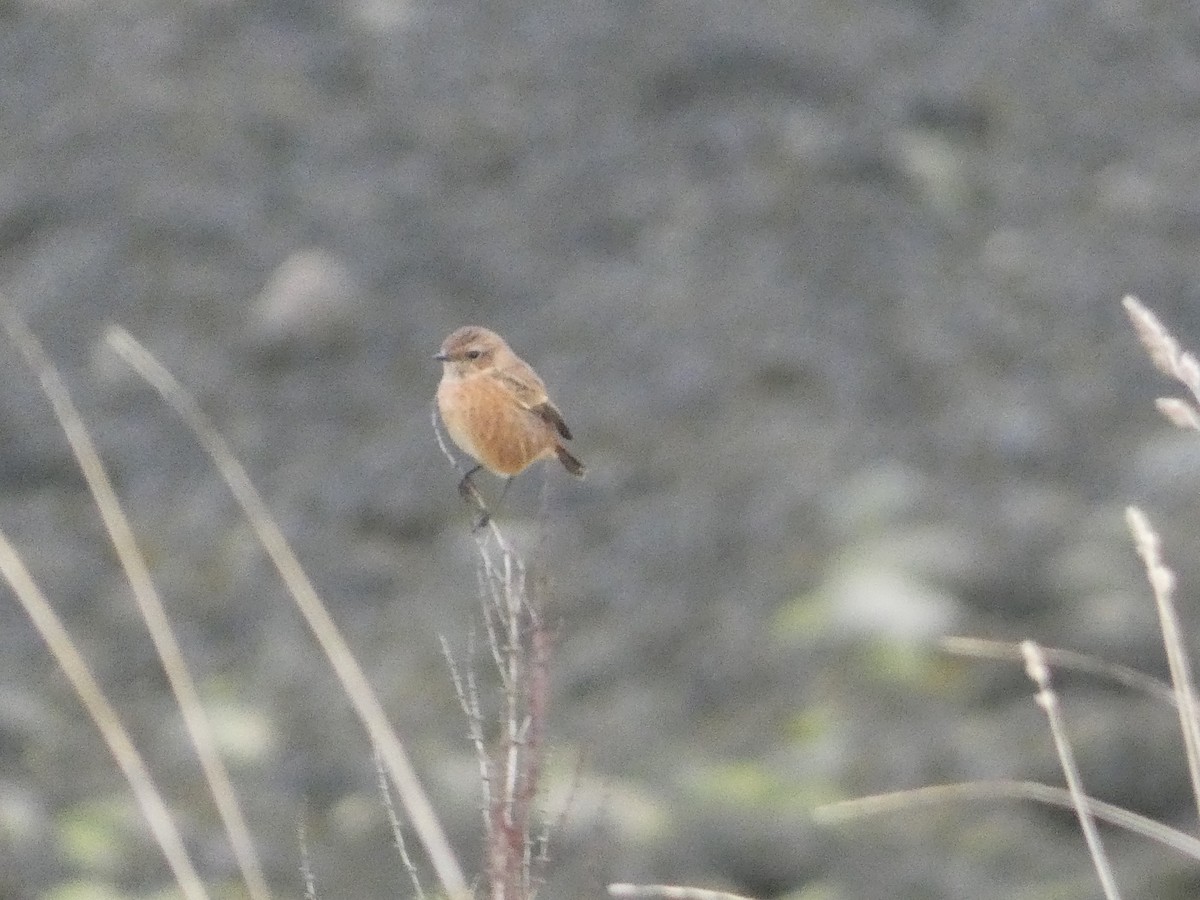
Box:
375 749 427 900
814 779 1200 859
941 636 1177 706
1022 641 1122 900
1123 295 1200 407
298 820 316 900
478 568 510 695
440 632 495 826
1125 507 1200 821
1123 299 1200 825
535 746 586 884
1123 295 1200 432
608 885 756 900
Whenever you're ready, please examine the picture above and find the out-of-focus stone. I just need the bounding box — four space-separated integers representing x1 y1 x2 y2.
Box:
247 249 363 354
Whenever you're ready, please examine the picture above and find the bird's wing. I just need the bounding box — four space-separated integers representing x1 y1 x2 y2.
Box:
497 362 573 439
531 400 572 440
495 362 545 405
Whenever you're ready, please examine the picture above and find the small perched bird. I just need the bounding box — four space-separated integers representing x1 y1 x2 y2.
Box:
435 326 584 524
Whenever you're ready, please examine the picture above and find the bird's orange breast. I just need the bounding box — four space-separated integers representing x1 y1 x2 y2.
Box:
437 374 558 476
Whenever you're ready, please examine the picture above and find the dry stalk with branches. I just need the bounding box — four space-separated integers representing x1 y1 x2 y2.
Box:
434 407 556 900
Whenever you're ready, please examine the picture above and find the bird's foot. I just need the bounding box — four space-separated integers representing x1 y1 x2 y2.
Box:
458 467 491 529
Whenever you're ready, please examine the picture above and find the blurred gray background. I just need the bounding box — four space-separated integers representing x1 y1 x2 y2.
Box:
3 0 1200 897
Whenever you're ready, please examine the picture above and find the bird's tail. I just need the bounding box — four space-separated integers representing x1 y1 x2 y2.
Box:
555 444 585 477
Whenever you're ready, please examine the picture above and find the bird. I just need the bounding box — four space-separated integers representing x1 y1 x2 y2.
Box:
435 326 584 525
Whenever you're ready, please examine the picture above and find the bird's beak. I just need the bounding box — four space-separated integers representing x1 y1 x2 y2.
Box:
434 351 449 361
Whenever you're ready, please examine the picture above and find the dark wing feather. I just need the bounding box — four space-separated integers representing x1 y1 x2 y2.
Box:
531 401 572 440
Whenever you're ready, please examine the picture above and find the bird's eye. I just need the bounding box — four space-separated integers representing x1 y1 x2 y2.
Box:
466 349 482 360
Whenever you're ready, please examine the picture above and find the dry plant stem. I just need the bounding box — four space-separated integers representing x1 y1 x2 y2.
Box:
1022 640 1122 900
1155 396 1200 430
522 615 551 892
814 779 1200 859
1122 295 1200 408
0 526 209 900
432 409 553 899
298 821 316 900
1124 298 1200 822
1125 506 1200 821
1 308 272 900
941 636 1177 706
536 745 587 877
374 749 427 900
473 526 552 900
105 326 469 900
608 885 755 900
529 473 563 875
440 631 496 832
1123 296 1200 430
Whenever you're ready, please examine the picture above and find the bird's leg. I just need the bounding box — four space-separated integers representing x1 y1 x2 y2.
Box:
473 476 514 531
457 465 482 500
458 465 492 529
